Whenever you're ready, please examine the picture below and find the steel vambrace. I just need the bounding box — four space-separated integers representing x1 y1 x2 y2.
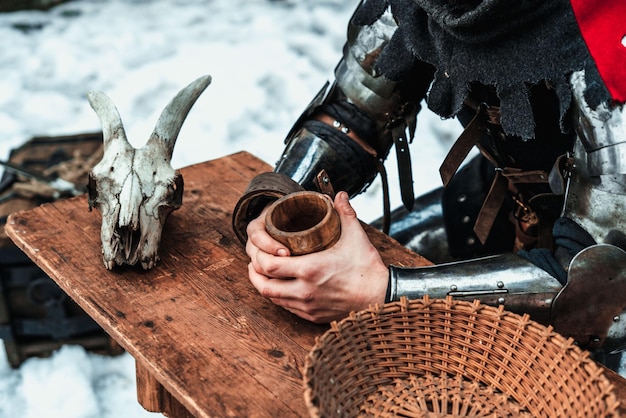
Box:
387 253 562 325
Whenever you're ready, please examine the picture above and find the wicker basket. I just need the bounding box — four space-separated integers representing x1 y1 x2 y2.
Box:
303 296 620 417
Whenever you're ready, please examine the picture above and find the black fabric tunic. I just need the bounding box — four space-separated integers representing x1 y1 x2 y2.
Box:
352 0 611 140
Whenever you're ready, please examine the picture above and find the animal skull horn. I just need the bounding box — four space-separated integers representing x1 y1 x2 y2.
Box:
87 74 212 270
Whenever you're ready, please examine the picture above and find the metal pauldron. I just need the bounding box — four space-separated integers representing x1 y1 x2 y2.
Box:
388 253 562 324
542 72 626 354
336 9 405 123
278 5 409 159
563 70 626 246
275 7 426 209
570 70 626 177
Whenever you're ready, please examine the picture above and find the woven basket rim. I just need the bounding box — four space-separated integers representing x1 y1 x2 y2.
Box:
303 296 620 418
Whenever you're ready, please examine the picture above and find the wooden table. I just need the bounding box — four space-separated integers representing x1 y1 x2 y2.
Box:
4 151 429 417
5 151 626 417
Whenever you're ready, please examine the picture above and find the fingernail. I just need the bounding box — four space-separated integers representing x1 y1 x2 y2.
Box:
277 248 288 257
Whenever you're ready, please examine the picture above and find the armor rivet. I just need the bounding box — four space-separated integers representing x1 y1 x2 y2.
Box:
462 215 471 224
450 285 457 292
497 281 504 289
341 126 350 134
466 237 475 245
322 176 330 184
457 194 467 203
593 338 600 343
497 297 505 304
333 120 341 128
614 316 620 322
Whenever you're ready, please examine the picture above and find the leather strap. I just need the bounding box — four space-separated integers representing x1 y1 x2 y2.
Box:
474 167 551 244
392 121 415 211
439 103 488 187
231 172 304 245
315 169 336 198
473 169 508 244
376 160 391 235
315 112 377 157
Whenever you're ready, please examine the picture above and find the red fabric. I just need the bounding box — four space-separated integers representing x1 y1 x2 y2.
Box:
570 0 626 103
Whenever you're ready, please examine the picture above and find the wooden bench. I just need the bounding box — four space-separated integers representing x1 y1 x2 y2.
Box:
5 151 626 417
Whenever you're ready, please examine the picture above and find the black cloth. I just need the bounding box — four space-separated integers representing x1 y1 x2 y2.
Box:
352 0 611 139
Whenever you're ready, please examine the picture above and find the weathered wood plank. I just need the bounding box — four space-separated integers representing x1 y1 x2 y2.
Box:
136 361 165 412
136 361 195 418
8 199 302 416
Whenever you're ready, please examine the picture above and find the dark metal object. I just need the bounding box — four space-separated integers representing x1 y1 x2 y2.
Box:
551 244 626 353
370 187 451 264
0 0 71 12
0 248 122 367
0 160 83 197
0 132 123 368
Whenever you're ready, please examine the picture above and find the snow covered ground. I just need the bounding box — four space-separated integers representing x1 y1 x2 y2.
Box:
0 1 622 417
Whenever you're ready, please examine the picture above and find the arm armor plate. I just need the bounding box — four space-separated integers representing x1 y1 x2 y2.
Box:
389 253 562 325
275 7 432 203
232 5 432 242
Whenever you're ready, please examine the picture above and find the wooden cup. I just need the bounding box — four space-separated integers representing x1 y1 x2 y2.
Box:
265 191 341 255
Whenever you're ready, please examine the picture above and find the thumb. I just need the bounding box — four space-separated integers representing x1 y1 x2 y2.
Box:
332 191 373 249
333 191 358 224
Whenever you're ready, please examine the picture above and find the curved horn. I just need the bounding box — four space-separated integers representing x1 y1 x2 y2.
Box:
87 90 130 150
148 74 212 159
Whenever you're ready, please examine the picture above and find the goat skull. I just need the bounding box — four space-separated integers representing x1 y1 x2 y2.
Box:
87 75 211 270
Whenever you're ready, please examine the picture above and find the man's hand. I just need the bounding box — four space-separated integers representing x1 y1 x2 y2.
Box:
245 191 389 323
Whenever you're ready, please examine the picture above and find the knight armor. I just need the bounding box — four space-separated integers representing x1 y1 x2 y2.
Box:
232 1 626 368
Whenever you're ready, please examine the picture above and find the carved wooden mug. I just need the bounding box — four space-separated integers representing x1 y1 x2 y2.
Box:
265 191 340 255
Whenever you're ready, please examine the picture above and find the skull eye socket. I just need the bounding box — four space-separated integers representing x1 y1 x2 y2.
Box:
157 173 184 219
170 172 184 206
87 173 98 210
